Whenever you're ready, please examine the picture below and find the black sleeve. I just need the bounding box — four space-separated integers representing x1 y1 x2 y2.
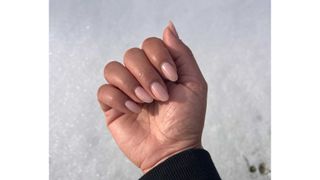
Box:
139 148 221 180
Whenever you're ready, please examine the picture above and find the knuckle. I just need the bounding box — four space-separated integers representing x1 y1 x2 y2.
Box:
136 70 155 84
184 45 194 57
136 71 146 81
104 61 120 76
97 84 115 104
201 80 208 92
142 37 162 48
106 94 115 103
97 84 108 100
124 47 141 64
188 79 208 94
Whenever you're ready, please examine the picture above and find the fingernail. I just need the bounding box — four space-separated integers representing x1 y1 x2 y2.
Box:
168 21 179 38
135 86 153 103
125 100 141 113
151 82 169 102
161 62 178 81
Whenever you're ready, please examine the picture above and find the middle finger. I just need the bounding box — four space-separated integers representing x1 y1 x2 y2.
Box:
124 48 169 102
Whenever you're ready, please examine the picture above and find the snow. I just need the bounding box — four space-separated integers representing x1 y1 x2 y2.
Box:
50 0 270 179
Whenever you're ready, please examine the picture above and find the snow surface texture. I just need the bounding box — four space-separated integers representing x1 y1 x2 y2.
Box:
50 0 270 179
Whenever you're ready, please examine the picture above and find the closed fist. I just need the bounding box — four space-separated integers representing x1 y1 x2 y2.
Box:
97 22 208 173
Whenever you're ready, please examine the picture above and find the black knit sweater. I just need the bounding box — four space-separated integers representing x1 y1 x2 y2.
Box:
140 149 221 180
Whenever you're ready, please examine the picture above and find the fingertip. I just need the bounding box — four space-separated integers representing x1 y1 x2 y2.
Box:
135 86 154 103
125 100 142 114
161 62 178 82
168 21 179 38
150 82 169 102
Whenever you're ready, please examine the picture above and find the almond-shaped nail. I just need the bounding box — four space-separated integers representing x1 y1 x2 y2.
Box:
161 62 178 81
135 86 153 103
168 21 179 38
151 82 169 102
125 100 141 113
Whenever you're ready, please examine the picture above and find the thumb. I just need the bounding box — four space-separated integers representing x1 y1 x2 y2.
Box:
162 21 205 85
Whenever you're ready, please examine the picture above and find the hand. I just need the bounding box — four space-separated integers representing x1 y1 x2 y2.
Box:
97 22 208 173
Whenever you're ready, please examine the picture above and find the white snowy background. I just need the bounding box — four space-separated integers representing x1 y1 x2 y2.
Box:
50 0 270 179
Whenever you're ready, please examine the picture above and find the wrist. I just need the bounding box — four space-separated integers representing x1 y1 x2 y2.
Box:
141 143 203 173
140 148 221 180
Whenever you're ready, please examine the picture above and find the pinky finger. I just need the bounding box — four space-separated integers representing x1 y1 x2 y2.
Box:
97 84 142 114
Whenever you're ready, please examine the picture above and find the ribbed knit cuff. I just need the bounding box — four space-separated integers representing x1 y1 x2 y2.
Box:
139 148 221 180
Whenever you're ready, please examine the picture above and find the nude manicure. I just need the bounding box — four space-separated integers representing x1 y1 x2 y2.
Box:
168 21 179 38
125 100 141 113
161 62 178 81
135 86 153 103
151 82 169 102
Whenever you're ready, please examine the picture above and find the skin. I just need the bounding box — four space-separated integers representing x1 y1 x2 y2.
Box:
97 22 208 173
